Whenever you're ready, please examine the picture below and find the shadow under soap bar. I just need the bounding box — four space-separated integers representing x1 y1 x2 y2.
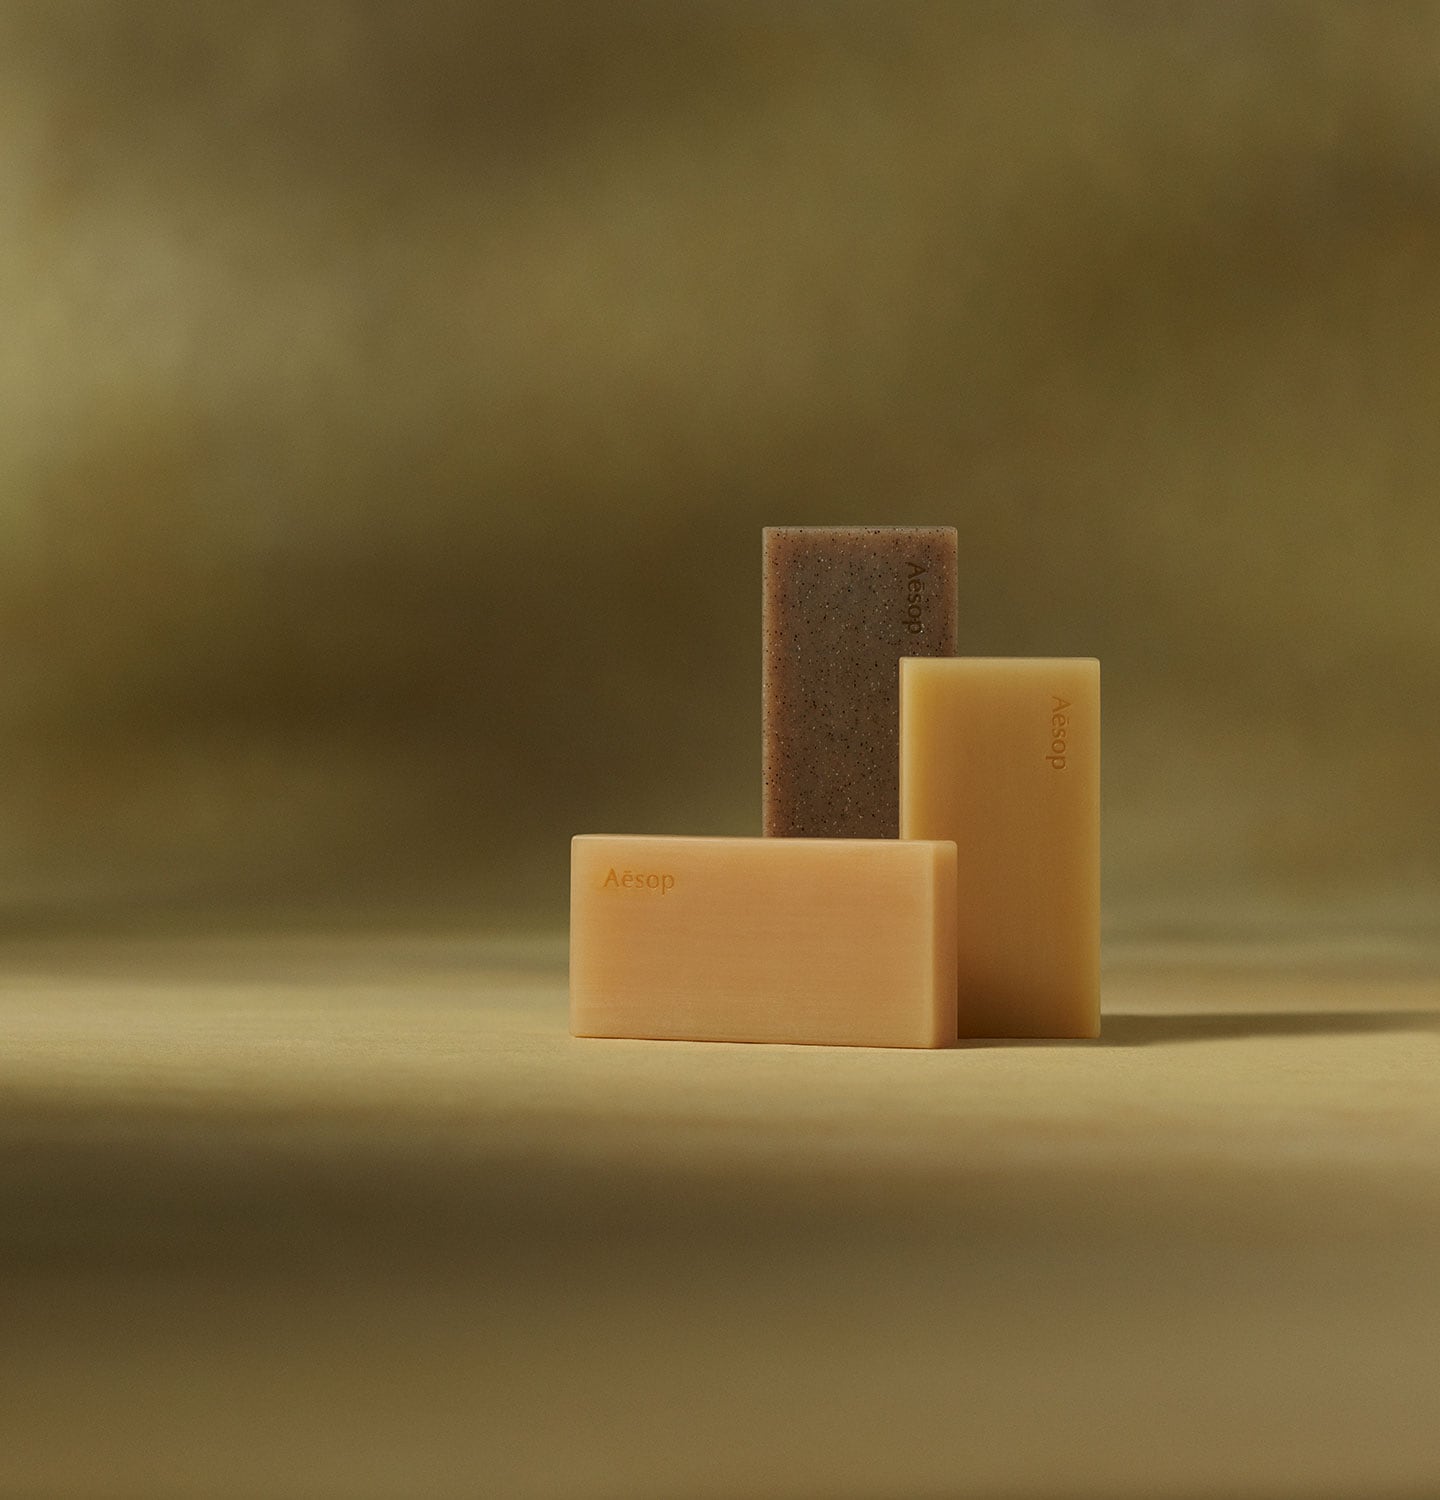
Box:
900 657 1100 1039
763 526 957 838
571 835 957 1047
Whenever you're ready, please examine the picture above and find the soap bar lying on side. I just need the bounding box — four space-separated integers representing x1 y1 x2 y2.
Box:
570 835 957 1047
900 657 1100 1039
762 526 958 838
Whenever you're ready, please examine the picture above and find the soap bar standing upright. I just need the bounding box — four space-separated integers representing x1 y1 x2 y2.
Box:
763 526 958 838
900 657 1101 1039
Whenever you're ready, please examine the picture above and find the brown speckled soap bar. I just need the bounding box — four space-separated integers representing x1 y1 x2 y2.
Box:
763 526 957 838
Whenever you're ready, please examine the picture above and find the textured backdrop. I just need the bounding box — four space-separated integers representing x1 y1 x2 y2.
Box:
2 1 1438 940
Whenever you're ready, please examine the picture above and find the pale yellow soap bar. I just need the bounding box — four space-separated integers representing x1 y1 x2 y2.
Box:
570 835 957 1048
900 658 1100 1039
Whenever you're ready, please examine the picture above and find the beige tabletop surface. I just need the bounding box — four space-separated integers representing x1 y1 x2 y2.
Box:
2 927 1438 1499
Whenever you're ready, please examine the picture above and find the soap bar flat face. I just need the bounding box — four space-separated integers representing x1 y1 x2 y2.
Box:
763 526 958 838
900 658 1100 1039
571 835 957 1048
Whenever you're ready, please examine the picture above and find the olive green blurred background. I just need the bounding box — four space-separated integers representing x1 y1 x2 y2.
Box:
3 0 1438 942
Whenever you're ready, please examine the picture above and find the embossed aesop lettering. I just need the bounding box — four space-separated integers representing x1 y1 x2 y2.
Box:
1047 696 1072 769
905 561 928 636
602 868 675 894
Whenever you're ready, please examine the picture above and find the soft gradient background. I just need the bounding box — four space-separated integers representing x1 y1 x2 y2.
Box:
4 10 1440 1500
4 1 1438 943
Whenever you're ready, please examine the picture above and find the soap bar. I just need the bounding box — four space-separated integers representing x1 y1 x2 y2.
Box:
762 526 958 838
570 835 957 1047
899 657 1100 1039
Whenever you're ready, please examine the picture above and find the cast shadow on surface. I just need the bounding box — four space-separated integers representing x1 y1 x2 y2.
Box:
1099 1010 1440 1046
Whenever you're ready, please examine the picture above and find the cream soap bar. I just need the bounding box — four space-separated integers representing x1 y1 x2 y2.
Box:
570 835 957 1047
763 526 958 838
899 658 1100 1039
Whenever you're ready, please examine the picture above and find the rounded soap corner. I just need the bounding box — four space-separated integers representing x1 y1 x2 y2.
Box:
932 837 959 868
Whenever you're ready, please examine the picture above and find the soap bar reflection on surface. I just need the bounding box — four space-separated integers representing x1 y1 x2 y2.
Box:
762 526 958 838
570 834 957 1048
900 657 1101 1039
